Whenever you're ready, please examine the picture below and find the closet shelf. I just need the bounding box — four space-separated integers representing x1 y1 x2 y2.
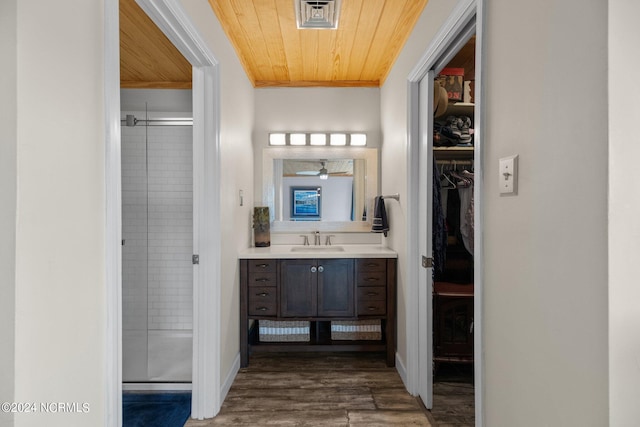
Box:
433 146 474 161
433 146 474 152
441 102 475 118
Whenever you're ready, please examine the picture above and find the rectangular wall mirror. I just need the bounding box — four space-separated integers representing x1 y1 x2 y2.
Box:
262 147 378 232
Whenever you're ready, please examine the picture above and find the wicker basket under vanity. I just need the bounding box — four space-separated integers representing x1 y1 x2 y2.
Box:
258 320 310 342
331 319 382 341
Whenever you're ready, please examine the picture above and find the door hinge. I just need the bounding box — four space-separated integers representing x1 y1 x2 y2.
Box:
422 256 433 269
192 254 200 265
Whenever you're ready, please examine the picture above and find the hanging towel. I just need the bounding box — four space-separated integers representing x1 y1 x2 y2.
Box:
371 196 389 237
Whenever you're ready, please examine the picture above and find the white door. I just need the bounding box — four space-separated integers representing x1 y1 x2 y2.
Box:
417 72 436 407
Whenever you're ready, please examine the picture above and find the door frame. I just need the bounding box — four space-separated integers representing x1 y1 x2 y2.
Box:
405 0 484 424
104 0 222 424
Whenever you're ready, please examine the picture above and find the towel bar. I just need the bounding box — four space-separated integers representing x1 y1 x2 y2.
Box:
380 193 400 201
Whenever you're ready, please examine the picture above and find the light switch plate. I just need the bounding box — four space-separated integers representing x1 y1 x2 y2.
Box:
499 155 518 195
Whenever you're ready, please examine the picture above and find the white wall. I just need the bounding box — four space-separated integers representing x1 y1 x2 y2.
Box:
482 1 608 424
0 0 17 426
13 1 106 426
121 88 192 112
181 0 256 388
609 0 640 424
383 0 609 425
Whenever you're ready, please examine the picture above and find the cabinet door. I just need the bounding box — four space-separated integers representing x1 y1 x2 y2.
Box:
280 259 316 317
317 259 354 317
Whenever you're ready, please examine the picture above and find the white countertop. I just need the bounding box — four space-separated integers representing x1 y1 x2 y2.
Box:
238 244 398 259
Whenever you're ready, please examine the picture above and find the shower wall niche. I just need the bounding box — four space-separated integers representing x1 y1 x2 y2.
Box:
121 94 193 384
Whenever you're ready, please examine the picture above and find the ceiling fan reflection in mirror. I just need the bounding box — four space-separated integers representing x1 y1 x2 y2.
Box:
294 160 351 180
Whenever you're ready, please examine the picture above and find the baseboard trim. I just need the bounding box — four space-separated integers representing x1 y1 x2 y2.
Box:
221 353 240 403
123 383 192 391
395 352 411 394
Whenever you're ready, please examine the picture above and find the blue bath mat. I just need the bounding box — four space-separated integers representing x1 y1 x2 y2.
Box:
123 392 191 427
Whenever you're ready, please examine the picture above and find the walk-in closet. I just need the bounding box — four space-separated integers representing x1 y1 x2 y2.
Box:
430 36 476 425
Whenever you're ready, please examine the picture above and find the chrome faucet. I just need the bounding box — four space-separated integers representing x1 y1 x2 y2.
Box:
299 235 310 246
314 231 321 246
325 235 335 246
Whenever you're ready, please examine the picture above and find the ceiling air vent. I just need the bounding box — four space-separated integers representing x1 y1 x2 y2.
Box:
295 0 341 29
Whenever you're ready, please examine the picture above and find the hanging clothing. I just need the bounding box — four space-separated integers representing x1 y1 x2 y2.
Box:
432 157 447 276
457 171 474 255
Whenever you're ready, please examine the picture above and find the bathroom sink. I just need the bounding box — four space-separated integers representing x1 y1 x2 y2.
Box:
290 246 345 252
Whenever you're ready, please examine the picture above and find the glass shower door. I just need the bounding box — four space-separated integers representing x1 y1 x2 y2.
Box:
122 117 193 384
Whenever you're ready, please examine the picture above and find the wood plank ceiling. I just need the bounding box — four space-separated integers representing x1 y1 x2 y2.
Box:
119 0 192 89
119 0 428 89
210 0 428 87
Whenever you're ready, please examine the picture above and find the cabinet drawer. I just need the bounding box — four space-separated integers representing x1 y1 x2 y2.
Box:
357 286 386 302
247 260 276 273
356 271 387 287
248 286 277 301
248 272 277 287
248 297 277 316
358 300 386 316
356 258 387 272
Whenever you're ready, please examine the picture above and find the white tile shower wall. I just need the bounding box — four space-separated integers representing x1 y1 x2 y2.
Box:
122 126 148 332
121 125 193 332
147 126 193 330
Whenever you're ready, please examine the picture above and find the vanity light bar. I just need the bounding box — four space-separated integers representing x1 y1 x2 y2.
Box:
268 132 366 146
269 133 286 145
290 133 307 145
330 133 347 146
350 133 367 146
310 133 327 145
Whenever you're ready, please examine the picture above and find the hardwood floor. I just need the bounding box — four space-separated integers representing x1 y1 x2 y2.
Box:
185 352 432 426
432 362 475 426
185 353 475 426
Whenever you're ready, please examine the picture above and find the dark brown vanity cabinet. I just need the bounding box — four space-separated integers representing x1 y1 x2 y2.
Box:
356 258 388 316
240 257 397 367
246 259 278 317
280 259 354 318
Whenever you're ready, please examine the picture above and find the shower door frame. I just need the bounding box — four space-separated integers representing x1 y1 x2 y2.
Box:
105 0 222 424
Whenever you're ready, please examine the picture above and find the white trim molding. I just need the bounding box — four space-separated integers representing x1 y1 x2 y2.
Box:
134 0 222 419
104 0 122 425
221 353 241 404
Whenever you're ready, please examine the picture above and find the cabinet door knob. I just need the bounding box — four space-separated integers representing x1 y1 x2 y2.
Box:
257 307 268 311
318 266 324 273
310 266 317 273
256 292 269 297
